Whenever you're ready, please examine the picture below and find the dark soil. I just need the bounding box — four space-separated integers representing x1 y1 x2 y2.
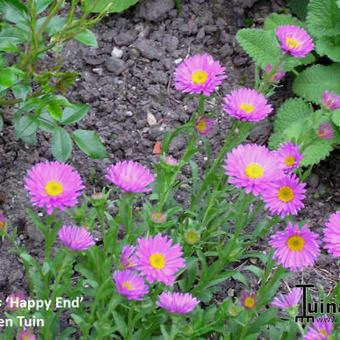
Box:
0 0 339 336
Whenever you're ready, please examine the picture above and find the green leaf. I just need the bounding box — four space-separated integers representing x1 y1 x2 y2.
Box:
51 127 73 162
47 101 63 121
301 138 334 166
60 104 89 125
287 0 309 20
74 29 98 47
83 0 139 13
0 24 28 52
269 98 313 149
0 68 18 91
293 64 340 104
264 13 305 30
37 16 67 35
306 0 340 37
36 0 54 13
12 82 31 100
315 36 340 62
72 129 108 159
332 109 340 127
112 311 127 337
236 29 280 69
0 56 7 68
14 115 38 138
248 309 278 335
0 0 29 23
0 115 3 131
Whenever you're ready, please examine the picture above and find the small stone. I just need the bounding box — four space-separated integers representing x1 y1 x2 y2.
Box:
137 0 174 22
308 173 320 189
163 35 179 53
111 47 123 59
152 71 168 85
220 43 234 57
105 57 126 75
114 31 137 46
233 55 248 66
196 27 205 40
133 38 162 60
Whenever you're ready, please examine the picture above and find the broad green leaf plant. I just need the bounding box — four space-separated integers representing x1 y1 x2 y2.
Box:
237 6 340 169
0 0 110 161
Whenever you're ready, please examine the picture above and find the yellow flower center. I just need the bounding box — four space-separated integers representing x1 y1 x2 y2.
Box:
244 163 264 179
286 235 305 251
277 186 294 202
122 281 133 290
196 119 207 131
45 180 63 196
285 155 295 166
23 337 30 340
191 71 208 84
244 297 256 309
318 329 329 339
149 253 165 269
239 103 255 114
286 37 300 50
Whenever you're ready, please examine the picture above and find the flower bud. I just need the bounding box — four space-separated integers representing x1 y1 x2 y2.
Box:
184 229 200 245
151 211 166 224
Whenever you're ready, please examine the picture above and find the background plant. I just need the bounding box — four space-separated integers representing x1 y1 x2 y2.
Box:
237 3 340 169
0 0 110 161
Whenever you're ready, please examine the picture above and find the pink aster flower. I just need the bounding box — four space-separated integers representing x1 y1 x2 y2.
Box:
195 115 215 135
121 245 137 270
269 222 321 272
275 25 314 58
156 292 199 314
262 174 306 218
240 290 257 310
106 160 154 193
303 315 333 340
265 64 285 82
18 329 36 340
223 144 284 196
271 288 302 310
134 233 185 286
222 88 273 122
6 291 26 310
58 225 95 251
113 270 148 301
322 90 340 111
274 142 304 172
174 54 227 96
323 211 340 258
24 161 84 215
317 122 334 139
